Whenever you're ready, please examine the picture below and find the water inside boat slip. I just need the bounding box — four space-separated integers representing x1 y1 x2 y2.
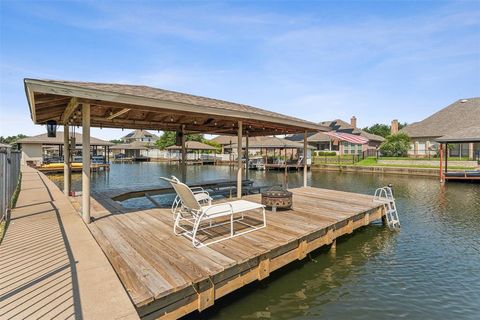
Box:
48 162 480 319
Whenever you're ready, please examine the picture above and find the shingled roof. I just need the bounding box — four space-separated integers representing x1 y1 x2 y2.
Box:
16 132 113 146
24 79 328 135
110 140 149 150
210 135 268 145
229 136 315 149
436 126 480 143
401 98 480 138
288 119 385 143
122 129 158 140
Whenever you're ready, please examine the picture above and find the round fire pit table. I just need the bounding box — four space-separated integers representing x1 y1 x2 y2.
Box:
261 187 293 212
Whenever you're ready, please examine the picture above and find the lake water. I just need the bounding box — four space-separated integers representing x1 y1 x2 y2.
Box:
47 163 480 319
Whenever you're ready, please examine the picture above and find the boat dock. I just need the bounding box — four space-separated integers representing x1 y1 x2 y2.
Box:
37 163 110 173
79 186 386 319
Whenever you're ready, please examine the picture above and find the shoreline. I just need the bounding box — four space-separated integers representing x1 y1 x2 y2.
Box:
311 164 440 177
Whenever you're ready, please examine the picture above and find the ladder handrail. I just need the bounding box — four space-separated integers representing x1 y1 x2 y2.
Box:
373 186 400 230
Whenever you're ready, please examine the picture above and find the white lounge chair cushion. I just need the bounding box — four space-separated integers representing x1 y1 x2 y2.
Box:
201 200 265 219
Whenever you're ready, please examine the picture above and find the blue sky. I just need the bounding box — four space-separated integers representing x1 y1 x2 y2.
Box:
1 0 479 140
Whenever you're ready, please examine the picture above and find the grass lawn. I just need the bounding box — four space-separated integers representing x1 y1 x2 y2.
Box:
355 157 473 170
378 156 471 161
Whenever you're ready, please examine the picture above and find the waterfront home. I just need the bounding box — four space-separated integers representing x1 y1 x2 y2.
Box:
288 117 385 156
400 98 480 159
122 129 158 144
16 132 113 166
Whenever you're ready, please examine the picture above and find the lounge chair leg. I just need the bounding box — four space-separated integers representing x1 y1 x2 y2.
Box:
262 207 266 227
192 219 202 247
173 213 182 235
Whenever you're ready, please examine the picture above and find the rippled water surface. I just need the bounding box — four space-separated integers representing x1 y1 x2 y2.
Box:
48 163 480 319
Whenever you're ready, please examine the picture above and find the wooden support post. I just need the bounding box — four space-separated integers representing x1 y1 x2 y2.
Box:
330 239 337 253
257 258 270 280
82 103 91 223
347 219 354 234
439 143 444 183
445 143 448 176
468 143 474 160
364 212 370 225
63 125 71 196
303 131 308 188
181 125 187 183
197 286 214 312
284 148 288 188
297 240 308 260
237 121 243 198
245 133 249 181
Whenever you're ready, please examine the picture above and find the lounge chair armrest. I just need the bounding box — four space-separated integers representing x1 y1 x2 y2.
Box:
191 187 209 196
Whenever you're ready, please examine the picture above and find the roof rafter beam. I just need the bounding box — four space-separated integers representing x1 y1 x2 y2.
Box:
107 108 131 120
60 97 79 124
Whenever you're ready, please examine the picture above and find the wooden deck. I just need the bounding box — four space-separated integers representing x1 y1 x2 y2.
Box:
37 163 110 173
82 187 385 319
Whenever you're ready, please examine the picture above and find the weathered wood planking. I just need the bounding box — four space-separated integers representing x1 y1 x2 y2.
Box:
85 187 385 319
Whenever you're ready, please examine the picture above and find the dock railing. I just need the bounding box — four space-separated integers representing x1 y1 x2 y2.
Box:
0 149 21 223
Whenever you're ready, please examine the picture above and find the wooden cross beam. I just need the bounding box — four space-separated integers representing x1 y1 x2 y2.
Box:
60 97 79 124
107 108 131 120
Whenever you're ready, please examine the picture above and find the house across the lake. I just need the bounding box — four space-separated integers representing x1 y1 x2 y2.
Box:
288 117 385 156
122 129 158 144
400 98 480 159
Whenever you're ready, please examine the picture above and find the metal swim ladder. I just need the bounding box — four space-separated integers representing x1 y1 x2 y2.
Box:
373 186 400 229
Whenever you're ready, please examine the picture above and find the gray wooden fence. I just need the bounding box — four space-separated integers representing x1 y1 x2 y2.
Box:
1 149 21 222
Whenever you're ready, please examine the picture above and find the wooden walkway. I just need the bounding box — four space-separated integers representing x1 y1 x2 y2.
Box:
83 186 385 319
0 166 138 320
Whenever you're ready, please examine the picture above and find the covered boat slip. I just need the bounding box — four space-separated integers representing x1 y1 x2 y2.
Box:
24 78 328 223
82 186 386 319
437 126 480 182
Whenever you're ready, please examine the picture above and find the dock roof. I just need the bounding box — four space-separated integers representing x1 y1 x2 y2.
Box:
435 126 480 143
16 132 113 146
230 136 315 149
110 140 150 150
24 79 328 136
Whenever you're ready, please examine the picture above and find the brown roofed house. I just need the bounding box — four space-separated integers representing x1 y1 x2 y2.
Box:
400 98 480 159
288 117 385 156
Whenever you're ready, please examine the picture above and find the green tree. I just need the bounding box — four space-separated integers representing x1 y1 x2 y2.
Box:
363 122 408 138
0 134 27 147
154 131 205 149
109 139 123 144
362 124 390 137
379 133 411 157
202 140 221 153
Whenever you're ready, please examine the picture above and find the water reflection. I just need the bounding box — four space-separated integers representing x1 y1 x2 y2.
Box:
46 163 480 319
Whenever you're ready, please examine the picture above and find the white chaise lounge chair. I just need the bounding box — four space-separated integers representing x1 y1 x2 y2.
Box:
162 176 266 248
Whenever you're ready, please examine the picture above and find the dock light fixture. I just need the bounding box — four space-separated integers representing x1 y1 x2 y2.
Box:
46 120 58 137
